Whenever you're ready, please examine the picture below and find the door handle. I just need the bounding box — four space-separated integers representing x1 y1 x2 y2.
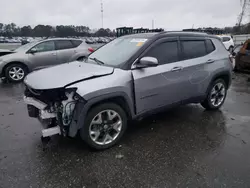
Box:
206 59 215 64
52 53 57 56
171 67 183 72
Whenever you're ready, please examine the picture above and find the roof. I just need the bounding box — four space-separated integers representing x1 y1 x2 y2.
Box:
121 31 212 39
45 38 82 41
122 33 158 38
159 31 209 37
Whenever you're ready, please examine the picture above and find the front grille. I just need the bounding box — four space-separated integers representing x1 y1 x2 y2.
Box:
24 85 67 103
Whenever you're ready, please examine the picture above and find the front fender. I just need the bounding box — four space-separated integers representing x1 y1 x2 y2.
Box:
68 92 135 137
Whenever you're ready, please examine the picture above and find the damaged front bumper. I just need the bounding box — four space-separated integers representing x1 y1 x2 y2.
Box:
24 96 61 137
23 88 84 138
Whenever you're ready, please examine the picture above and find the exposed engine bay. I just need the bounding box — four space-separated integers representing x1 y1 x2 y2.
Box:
24 85 82 138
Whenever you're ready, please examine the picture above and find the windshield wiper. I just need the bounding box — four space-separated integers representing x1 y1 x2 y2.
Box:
89 57 105 65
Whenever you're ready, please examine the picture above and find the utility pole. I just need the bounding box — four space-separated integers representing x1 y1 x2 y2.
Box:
152 20 154 29
100 0 104 28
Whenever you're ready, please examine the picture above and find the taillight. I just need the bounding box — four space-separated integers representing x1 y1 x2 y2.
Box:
88 47 94 53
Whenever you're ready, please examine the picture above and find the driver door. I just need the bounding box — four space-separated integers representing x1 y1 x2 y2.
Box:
132 37 185 114
28 40 58 70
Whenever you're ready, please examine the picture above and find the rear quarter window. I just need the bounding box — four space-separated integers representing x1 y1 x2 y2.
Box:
206 39 215 54
71 40 83 47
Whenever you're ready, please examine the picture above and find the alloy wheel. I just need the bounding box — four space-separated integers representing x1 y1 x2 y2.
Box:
89 110 122 145
210 82 226 107
8 67 25 81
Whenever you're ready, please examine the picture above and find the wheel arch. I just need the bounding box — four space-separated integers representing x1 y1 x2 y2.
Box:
2 61 29 77
210 71 231 90
70 92 135 137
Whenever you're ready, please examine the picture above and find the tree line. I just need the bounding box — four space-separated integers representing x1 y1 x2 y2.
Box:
1 22 250 38
0 23 116 37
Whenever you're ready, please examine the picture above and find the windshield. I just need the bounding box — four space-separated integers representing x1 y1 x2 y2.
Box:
14 41 37 52
88 37 148 67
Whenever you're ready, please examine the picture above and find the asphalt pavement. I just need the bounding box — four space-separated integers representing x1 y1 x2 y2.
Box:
0 73 250 188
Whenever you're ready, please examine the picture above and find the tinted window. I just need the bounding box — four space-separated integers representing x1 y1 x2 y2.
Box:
55 40 74 50
31 41 55 53
145 41 179 64
222 37 230 42
71 40 82 47
206 39 215 53
182 40 206 59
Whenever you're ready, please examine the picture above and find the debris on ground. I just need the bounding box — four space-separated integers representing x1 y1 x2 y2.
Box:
115 154 124 159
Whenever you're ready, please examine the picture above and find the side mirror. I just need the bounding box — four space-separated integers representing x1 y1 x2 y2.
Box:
136 57 158 68
29 48 37 54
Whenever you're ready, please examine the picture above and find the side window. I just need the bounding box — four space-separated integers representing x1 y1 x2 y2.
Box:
55 40 74 50
222 37 230 42
145 41 179 65
31 41 55 53
71 40 83 47
206 39 215 54
181 40 206 60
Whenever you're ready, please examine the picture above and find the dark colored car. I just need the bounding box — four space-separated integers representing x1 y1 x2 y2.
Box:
235 39 250 72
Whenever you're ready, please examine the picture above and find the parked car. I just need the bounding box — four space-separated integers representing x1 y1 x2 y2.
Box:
230 44 243 70
85 38 95 44
218 35 234 53
0 38 93 82
23 32 232 150
234 39 250 72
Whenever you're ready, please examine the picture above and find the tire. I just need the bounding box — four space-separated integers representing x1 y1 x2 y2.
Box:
80 103 128 150
4 63 28 83
201 79 227 110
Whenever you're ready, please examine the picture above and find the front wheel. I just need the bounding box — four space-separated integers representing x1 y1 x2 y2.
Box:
5 63 28 83
80 103 128 150
201 79 227 110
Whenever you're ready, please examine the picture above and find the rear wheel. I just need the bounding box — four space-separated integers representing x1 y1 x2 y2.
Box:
201 79 227 110
5 63 28 83
80 103 128 150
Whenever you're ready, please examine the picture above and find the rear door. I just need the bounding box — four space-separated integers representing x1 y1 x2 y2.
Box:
28 40 58 70
132 37 186 114
55 40 76 64
178 37 216 101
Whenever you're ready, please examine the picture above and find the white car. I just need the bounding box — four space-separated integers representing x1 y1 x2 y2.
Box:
219 35 234 53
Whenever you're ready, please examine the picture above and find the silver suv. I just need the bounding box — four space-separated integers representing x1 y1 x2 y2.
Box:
24 32 232 150
0 38 92 82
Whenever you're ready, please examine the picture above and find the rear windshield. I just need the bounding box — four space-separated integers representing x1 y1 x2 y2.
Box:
222 37 231 42
88 37 148 67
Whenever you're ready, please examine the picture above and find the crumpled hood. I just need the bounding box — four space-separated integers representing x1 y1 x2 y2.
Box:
24 61 114 90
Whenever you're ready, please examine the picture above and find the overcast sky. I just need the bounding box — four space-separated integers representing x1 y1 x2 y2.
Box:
0 0 244 30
